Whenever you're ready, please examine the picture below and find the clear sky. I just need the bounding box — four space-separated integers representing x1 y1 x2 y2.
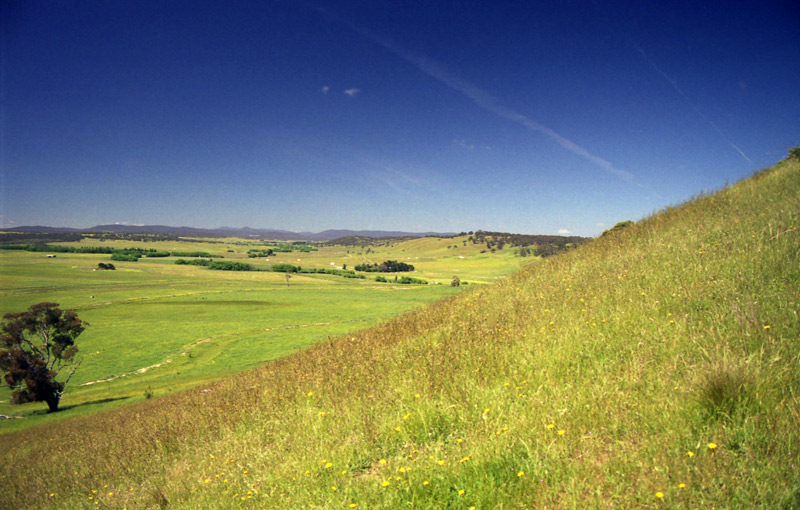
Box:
2 1 798 236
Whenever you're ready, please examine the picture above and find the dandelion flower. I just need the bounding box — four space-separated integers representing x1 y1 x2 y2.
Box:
379 459 387 465
517 471 525 477
655 492 664 499
325 462 333 469
764 325 771 330
331 486 338 491
679 483 686 489
686 451 694 457
558 430 566 436
458 489 466 495
546 424 555 429
381 481 390 487
708 443 718 450
423 480 430 486
349 504 357 508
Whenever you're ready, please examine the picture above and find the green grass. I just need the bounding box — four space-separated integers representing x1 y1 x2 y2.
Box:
1 157 798 509
0 241 484 432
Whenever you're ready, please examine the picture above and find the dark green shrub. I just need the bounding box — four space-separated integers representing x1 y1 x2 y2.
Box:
208 261 252 271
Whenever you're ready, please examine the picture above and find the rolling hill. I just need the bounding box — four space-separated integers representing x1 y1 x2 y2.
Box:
1 155 798 509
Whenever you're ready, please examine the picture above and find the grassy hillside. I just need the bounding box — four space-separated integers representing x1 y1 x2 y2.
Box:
1 157 798 509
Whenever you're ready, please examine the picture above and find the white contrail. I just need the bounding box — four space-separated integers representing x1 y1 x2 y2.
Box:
311 4 635 182
632 44 753 164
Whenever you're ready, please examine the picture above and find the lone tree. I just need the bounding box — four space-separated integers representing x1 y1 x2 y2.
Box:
0 302 86 413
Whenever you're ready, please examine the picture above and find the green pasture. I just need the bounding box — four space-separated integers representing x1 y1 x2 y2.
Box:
0 238 520 432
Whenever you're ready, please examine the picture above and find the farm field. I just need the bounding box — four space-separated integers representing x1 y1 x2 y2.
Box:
0 235 525 432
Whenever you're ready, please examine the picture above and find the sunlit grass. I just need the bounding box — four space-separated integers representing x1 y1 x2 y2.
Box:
1 158 798 509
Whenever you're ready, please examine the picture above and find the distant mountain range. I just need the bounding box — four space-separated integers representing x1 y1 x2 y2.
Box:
2 224 456 241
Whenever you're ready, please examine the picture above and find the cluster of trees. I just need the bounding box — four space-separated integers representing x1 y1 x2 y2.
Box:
2 244 119 254
263 242 318 253
91 233 180 243
355 260 415 272
182 260 365 280
375 275 427 284
96 263 116 270
247 249 274 258
208 261 253 271
0 244 220 261
174 258 212 266
325 236 411 248
110 250 146 262
0 232 84 244
171 251 216 258
271 264 300 273
465 230 588 257
299 268 364 279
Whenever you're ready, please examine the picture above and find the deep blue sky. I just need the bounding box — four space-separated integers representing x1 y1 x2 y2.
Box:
2 1 798 236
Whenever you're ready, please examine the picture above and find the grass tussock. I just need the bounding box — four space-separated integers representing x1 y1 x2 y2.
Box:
1 157 799 509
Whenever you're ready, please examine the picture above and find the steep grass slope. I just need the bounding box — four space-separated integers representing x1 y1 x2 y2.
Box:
1 157 798 509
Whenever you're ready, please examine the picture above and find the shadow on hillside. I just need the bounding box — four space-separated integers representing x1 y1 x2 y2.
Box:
59 396 131 412
21 397 133 416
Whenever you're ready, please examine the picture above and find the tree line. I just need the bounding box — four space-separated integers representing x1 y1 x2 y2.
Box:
354 260 415 272
0 244 219 261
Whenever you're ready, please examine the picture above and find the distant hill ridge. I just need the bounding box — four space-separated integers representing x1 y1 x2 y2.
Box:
2 224 456 241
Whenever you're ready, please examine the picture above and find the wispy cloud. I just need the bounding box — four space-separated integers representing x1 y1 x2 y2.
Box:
321 85 330 94
632 44 752 164
344 88 361 97
558 228 572 234
359 159 443 194
586 0 751 164
310 4 634 182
